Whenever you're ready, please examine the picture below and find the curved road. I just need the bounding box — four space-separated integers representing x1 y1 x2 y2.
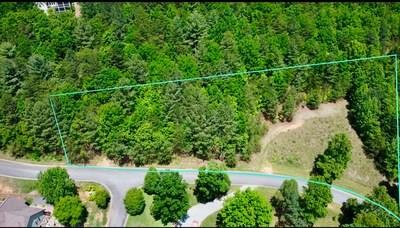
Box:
0 159 361 227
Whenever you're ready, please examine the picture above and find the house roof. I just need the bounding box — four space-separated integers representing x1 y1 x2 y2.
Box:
0 197 44 227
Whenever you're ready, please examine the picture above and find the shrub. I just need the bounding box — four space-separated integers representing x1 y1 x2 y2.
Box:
90 188 110 209
54 196 87 227
124 188 145 216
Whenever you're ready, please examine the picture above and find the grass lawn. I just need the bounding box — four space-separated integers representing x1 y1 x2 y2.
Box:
237 102 383 196
78 182 109 227
315 203 341 227
126 192 170 227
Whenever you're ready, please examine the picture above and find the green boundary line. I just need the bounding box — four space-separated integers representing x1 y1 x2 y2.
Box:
49 54 400 220
49 97 70 165
50 54 396 97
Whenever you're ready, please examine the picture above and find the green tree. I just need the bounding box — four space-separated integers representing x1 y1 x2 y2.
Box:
217 188 273 227
271 179 307 227
54 196 87 227
301 177 333 225
143 167 161 195
151 172 189 225
312 133 352 183
124 188 145 216
37 167 77 204
194 163 231 203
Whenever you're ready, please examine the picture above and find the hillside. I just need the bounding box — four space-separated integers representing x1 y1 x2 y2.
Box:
0 3 398 182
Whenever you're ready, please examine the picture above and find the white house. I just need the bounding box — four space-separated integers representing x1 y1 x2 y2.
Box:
35 2 73 14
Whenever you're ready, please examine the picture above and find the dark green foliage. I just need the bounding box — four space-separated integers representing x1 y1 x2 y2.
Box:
216 188 273 227
151 172 189 225
338 198 362 226
0 3 397 181
91 188 110 209
194 163 231 203
271 179 307 227
124 188 145 216
37 167 77 204
54 196 87 227
143 167 160 195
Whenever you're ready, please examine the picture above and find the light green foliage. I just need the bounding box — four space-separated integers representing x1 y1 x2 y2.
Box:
54 196 87 227
124 188 146 216
37 167 77 204
194 162 231 203
151 172 189 225
216 188 273 227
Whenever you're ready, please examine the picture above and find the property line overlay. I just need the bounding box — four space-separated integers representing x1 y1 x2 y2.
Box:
49 54 399 219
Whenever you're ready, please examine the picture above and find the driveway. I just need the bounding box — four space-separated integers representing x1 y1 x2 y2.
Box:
0 159 361 227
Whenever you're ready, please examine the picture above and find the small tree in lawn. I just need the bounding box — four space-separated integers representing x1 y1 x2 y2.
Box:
271 179 307 227
54 196 87 227
194 162 231 203
301 176 333 225
216 188 273 227
124 188 145 216
151 172 189 225
143 166 160 195
37 167 77 204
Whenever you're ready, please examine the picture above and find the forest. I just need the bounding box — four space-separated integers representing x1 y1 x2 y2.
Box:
0 3 399 182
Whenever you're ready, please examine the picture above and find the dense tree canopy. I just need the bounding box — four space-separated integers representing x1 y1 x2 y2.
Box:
216 188 273 227
0 3 398 180
37 167 77 204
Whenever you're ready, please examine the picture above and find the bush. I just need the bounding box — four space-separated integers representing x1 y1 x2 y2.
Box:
90 188 110 209
54 196 87 227
124 188 145 216
37 167 77 204
306 91 321 110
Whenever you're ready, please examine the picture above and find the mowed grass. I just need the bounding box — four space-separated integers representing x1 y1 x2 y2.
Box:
237 102 383 196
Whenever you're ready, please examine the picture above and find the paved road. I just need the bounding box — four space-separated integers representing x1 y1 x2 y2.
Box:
0 159 361 227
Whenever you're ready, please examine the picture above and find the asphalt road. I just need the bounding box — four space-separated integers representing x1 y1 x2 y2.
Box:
0 159 361 227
